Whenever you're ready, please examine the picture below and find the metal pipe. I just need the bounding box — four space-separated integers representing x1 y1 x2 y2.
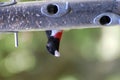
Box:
0 0 119 31
14 31 18 47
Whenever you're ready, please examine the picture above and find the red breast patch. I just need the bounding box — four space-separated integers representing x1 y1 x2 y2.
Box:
54 31 63 40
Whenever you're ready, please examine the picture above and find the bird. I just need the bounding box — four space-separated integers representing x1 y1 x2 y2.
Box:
46 30 63 57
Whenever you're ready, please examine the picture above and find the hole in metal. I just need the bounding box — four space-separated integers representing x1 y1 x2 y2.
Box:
47 4 58 15
99 16 111 25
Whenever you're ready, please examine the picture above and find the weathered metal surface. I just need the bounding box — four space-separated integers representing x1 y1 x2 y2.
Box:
0 0 119 31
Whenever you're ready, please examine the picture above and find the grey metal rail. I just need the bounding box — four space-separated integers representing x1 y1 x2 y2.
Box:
0 0 120 31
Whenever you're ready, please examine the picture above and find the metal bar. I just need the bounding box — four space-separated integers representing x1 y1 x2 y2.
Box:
14 31 18 47
0 0 119 31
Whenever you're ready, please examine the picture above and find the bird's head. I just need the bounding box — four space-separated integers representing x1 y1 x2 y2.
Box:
46 37 60 57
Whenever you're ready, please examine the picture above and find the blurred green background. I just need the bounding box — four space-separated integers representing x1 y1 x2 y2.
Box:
1 0 120 80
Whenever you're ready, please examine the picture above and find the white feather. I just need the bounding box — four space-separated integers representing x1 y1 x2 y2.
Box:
55 50 60 57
